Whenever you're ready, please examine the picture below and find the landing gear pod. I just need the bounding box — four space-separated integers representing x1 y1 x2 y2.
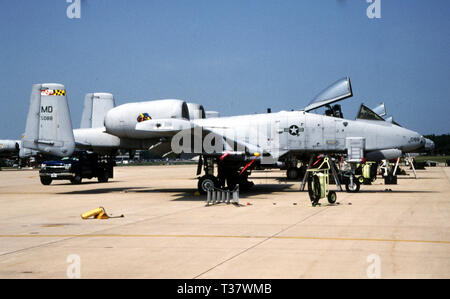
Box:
22 83 75 157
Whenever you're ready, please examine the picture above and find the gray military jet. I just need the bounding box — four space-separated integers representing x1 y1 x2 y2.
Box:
21 78 426 193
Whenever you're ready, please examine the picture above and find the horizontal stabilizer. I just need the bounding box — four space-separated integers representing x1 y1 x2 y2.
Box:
205 111 220 118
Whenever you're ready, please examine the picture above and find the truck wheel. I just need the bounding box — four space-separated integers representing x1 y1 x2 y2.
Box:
71 175 82 184
98 171 109 183
40 177 52 185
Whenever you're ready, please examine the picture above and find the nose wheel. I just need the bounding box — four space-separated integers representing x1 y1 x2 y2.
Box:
345 179 360 192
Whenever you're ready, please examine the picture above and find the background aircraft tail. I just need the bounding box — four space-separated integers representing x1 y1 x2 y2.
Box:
22 83 75 157
80 93 115 128
186 103 206 120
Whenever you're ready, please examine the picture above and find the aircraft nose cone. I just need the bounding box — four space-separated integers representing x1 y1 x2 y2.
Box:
400 129 424 153
424 138 435 151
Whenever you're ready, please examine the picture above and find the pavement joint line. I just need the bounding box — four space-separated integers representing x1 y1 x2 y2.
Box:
0 234 449 244
443 168 450 184
192 206 332 279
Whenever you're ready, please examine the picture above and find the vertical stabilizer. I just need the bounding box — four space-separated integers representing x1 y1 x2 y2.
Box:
22 83 75 157
80 93 115 128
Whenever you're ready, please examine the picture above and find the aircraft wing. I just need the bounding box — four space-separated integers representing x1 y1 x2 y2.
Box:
304 77 353 112
134 118 195 137
134 119 282 161
199 125 286 163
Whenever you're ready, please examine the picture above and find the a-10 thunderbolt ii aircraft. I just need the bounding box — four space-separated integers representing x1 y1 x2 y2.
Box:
21 77 427 193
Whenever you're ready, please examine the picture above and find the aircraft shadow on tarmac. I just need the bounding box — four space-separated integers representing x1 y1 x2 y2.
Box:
130 183 295 201
56 183 295 201
356 190 439 193
56 180 438 200
57 186 149 195
168 184 296 201
397 176 441 180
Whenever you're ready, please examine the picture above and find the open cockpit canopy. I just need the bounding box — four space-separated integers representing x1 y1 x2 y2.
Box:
304 77 353 112
356 104 385 121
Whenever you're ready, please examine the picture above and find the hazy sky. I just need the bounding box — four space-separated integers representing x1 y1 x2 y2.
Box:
0 0 449 139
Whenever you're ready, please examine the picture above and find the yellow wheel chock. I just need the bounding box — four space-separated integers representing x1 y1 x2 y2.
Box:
81 207 123 220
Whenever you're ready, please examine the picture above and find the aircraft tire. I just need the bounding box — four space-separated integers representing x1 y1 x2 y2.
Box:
240 180 254 191
345 180 360 193
286 167 299 180
198 175 217 194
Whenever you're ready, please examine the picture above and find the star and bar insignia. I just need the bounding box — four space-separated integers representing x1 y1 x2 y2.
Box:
289 125 300 136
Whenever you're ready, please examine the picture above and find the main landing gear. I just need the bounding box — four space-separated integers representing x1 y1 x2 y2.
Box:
196 156 255 194
286 166 307 180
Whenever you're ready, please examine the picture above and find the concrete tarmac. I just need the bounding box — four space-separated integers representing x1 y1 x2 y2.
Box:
0 165 449 278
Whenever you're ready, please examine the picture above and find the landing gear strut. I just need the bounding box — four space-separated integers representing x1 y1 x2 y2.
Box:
286 166 307 180
196 155 255 194
340 165 361 193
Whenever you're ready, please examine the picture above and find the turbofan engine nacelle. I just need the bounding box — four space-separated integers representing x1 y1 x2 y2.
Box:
104 99 190 138
365 149 402 161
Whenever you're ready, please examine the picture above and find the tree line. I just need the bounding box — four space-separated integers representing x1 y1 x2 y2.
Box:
424 134 450 155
